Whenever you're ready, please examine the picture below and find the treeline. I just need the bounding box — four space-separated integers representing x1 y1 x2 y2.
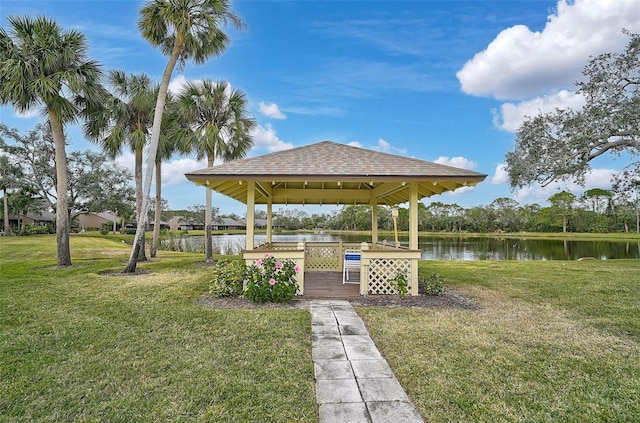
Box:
270 190 639 234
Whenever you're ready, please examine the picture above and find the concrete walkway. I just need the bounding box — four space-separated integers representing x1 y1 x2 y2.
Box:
309 300 424 423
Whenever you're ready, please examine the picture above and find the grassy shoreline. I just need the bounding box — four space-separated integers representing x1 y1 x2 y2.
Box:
138 228 640 242
1 234 638 422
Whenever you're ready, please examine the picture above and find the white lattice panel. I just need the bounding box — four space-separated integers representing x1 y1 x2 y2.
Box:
367 258 411 295
306 245 340 271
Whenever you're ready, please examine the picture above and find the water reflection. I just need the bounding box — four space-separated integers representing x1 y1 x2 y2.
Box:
169 233 640 260
418 236 639 260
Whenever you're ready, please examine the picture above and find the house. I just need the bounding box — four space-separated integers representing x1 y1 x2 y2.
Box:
239 218 268 230
166 216 204 231
2 211 56 232
164 215 268 231
76 211 118 231
212 217 245 231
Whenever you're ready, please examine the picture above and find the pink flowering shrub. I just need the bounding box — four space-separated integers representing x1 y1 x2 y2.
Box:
244 255 299 303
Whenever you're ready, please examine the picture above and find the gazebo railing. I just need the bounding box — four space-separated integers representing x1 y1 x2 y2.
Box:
244 240 420 296
360 246 420 296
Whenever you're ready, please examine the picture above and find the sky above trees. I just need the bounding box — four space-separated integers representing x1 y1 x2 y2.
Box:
1 0 639 216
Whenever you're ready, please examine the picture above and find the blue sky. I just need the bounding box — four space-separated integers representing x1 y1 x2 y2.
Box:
2 0 639 216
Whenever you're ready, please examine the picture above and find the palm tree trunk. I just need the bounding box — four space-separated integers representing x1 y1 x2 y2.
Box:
3 187 13 236
125 38 183 273
150 161 162 258
49 111 72 266
134 148 147 261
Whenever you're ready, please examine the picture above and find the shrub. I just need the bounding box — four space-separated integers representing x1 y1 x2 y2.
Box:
100 229 109 235
390 271 409 298
419 271 447 296
209 257 245 298
244 254 299 303
27 225 50 235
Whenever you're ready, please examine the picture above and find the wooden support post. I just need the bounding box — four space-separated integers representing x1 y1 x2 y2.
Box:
371 200 378 245
266 198 272 245
246 181 255 250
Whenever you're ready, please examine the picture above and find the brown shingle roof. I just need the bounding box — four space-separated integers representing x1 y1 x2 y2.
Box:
186 141 484 179
185 141 487 206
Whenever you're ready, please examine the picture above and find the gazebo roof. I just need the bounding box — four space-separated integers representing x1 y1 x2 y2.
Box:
185 141 487 206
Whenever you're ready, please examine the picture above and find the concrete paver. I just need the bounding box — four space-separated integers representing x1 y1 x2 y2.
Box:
350 360 394 379
315 378 362 403
319 403 370 423
314 359 354 380
309 300 424 423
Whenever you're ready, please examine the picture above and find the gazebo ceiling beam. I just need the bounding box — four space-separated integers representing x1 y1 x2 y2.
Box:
194 178 483 206
435 181 459 191
210 180 237 193
225 184 246 199
271 188 373 201
372 182 407 199
255 181 272 198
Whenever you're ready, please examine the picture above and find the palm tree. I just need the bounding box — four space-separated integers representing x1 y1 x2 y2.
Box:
0 15 104 266
126 0 245 272
85 70 158 261
175 79 256 262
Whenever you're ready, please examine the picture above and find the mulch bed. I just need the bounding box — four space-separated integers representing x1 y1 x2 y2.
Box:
196 288 480 311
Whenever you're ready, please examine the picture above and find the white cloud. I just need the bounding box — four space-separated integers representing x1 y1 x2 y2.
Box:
114 151 207 187
445 186 475 197
493 90 585 132
15 109 40 119
434 156 478 171
258 102 287 120
252 123 293 152
348 139 407 155
161 157 207 186
514 167 618 204
372 138 406 155
491 164 509 184
167 74 190 94
457 0 640 100
114 151 136 174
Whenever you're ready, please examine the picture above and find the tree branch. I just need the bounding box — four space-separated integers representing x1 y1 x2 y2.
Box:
588 138 640 161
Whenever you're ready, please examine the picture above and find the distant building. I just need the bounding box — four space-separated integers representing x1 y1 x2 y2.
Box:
163 215 269 231
76 211 118 231
212 217 245 231
238 218 268 230
2 211 55 232
166 216 204 231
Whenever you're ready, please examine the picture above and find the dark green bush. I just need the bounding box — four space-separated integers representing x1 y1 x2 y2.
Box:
27 225 50 235
418 271 447 296
209 257 246 298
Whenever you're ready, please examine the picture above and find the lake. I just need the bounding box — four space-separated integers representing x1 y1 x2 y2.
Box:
168 233 640 260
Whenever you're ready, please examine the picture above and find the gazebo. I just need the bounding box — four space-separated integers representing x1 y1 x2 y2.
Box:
185 141 486 296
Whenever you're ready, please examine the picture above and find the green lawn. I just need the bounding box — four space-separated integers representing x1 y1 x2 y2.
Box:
0 235 316 422
357 259 640 422
2 235 639 422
